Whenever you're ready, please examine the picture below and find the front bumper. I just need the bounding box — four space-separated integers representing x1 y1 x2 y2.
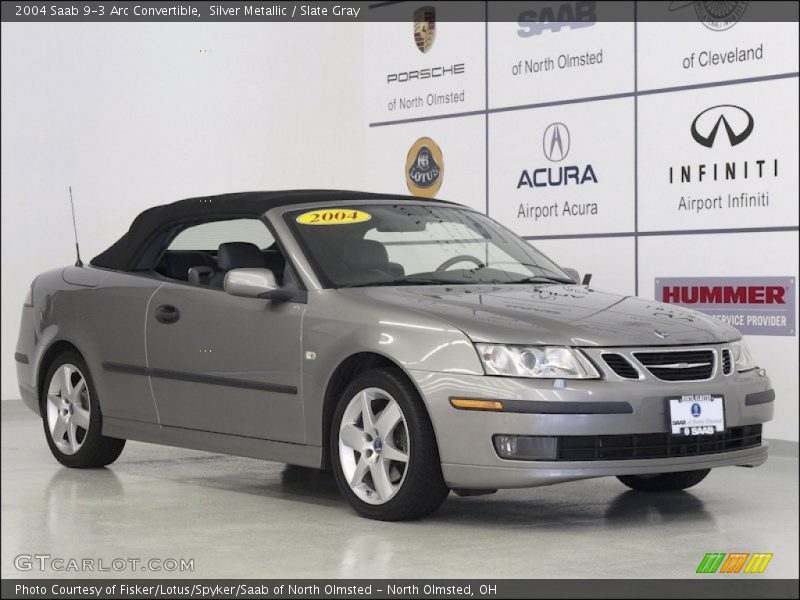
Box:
410 366 774 489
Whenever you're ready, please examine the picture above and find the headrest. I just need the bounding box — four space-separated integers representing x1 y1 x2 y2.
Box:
217 242 264 271
343 239 390 271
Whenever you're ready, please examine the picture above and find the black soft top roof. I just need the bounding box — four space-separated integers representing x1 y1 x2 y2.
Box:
91 189 439 271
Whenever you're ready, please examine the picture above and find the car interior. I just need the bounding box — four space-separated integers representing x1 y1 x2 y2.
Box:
154 242 288 288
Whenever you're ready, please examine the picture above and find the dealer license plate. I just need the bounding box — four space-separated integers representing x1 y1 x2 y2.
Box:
668 395 725 436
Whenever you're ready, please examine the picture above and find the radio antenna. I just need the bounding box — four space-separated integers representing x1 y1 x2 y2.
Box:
68 186 83 267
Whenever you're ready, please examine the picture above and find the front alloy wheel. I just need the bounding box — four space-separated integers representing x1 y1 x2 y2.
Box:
338 387 410 505
331 368 449 520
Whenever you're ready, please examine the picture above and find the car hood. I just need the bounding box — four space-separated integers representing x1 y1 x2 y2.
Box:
342 284 740 347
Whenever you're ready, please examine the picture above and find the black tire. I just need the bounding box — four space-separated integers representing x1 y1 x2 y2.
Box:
617 469 710 492
330 368 449 520
40 350 125 468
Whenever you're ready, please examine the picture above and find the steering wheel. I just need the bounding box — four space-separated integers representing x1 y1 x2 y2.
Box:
435 255 486 272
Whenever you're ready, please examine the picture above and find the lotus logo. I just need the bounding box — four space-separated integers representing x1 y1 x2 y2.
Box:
406 137 444 198
691 403 702 417
691 105 754 148
413 6 436 53
542 122 570 162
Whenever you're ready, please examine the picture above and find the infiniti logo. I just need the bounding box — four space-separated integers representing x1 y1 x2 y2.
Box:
690 105 754 148
542 122 570 162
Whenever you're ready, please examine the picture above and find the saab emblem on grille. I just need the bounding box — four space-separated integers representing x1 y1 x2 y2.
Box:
654 329 669 339
413 6 436 53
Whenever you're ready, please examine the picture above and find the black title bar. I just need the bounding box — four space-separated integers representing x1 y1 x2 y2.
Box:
2 1 799 23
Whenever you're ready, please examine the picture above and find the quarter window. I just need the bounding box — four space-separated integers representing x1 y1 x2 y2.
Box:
169 218 274 250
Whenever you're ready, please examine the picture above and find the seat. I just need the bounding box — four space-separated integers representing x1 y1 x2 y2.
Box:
341 239 403 281
156 250 215 281
209 242 265 288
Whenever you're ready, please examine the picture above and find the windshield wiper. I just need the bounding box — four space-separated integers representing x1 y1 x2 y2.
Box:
338 277 448 288
506 275 575 285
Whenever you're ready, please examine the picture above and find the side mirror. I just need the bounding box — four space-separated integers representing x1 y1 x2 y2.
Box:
224 268 279 299
224 268 307 303
562 267 580 284
562 268 592 286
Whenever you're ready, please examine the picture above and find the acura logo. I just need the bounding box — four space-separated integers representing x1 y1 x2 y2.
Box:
691 105 754 148
542 122 570 162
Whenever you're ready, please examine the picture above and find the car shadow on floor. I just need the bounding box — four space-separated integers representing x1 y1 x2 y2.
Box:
62 449 716 527
429 488 715 529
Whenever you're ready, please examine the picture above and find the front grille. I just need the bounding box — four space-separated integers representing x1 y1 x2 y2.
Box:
633 350 715 381
602 353 639 379
722 348 733 375
553 425 761 461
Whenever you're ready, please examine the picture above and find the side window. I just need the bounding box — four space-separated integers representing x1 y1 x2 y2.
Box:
156 218 286 287
168 218 274 250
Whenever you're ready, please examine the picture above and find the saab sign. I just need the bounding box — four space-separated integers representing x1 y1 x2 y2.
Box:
656 277 795 337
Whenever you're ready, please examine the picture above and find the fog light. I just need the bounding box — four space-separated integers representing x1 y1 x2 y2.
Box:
493 435 557 460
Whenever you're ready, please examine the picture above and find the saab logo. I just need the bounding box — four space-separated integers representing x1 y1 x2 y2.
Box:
413 6 436 53
669 1 748 31
517 123 597 188
656 277 795 337
406 137 443 197
518 1 597 37
691 105 754 148
696 552 772 574
691 403 702 417
543 123 570 162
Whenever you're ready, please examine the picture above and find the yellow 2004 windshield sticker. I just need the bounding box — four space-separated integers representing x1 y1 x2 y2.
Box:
296 209 372 225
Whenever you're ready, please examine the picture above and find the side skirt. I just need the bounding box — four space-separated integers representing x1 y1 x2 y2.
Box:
103 417 323 468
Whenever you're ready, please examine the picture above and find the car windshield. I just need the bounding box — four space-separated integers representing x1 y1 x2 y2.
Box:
285 204 573 288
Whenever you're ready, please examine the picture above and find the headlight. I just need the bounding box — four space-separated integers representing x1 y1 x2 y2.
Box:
730 339 757 372
475 344 600 379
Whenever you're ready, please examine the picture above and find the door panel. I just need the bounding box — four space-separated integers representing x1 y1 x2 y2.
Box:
56 270 161 423
145 283 305 443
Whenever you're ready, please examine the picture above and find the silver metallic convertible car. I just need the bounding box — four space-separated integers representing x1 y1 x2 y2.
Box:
16 190 774 520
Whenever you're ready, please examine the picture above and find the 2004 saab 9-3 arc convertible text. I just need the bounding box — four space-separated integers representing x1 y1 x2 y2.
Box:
15 190 775 520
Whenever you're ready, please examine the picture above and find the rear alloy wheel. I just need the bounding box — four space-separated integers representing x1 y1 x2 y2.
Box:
41 351 125 468
331 368 449 520
617 469 711 492
46 363 92 456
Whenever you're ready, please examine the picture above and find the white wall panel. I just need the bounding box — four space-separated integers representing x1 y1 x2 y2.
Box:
638 78 799 232
488 5 634 108
638 7 799 90
363 115 485 211
488 98 635 237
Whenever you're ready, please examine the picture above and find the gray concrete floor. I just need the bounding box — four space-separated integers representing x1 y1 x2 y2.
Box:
2 400 798 579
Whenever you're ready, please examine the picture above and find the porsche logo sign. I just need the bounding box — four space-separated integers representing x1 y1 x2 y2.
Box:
413 6 436 53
